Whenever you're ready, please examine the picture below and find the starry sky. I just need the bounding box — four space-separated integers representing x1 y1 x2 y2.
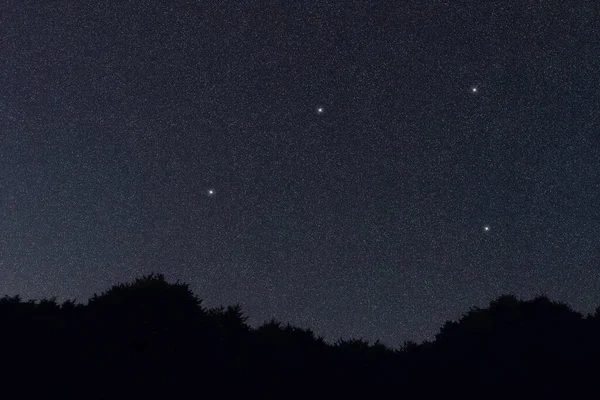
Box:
1 0 599 346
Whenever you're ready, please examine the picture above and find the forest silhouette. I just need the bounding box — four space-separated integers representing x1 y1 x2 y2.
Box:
2 274 598 399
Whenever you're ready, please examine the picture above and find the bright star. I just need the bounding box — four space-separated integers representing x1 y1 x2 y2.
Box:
317 107 324 113
207 189 215 196
472 87 478 93
484 226 490 232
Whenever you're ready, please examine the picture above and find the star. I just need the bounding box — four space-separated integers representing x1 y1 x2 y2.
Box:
484 225 490 232
317 107 324 114
207 189 215 196
472 87 478 93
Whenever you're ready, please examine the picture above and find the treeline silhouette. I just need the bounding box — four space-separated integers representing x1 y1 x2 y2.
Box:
2 274 599 398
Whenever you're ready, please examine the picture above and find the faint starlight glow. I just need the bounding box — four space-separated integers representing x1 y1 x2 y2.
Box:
2 0 598 349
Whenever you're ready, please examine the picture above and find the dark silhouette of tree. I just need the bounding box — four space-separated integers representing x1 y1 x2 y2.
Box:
430 294 587 397
1 275 598 399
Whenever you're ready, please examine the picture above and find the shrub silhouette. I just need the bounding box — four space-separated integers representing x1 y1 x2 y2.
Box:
430 294 587 396
0 274 597 399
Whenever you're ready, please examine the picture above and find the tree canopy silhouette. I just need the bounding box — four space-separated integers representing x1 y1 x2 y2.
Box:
1 274 598 399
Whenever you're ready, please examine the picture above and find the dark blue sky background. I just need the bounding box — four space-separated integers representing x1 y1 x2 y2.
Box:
1 0 599 346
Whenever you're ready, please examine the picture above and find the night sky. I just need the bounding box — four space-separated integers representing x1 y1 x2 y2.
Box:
1 1 599 346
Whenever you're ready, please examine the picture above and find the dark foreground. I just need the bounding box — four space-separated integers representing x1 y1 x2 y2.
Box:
2 274 598 399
